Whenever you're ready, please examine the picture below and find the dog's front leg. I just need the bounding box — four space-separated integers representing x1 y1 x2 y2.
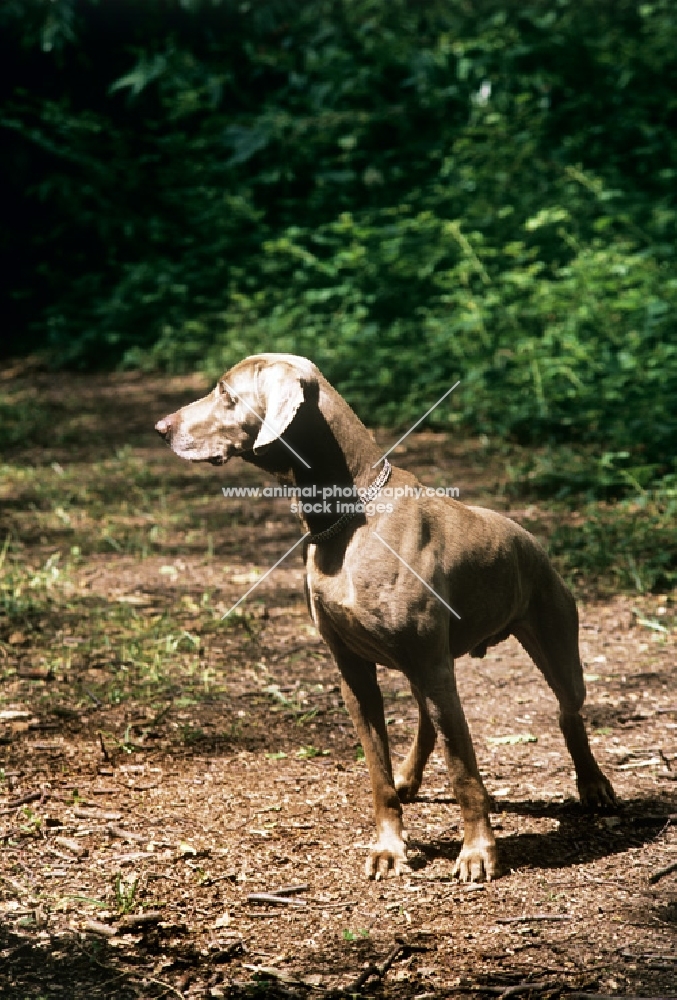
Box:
335 650 408 879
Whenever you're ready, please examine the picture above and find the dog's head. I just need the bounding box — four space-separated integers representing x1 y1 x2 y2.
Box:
155 354 319 466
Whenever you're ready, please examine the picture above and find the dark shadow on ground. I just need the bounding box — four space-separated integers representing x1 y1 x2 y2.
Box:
413 795 676 874
0 925 140 999
0 924 302 999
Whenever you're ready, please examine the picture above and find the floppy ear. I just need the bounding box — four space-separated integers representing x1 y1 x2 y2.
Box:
253 367 315 453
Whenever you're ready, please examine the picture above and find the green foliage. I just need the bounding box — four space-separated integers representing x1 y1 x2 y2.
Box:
2 0 676 490
548 481 677 594
0 545 66 627
0 387 50 449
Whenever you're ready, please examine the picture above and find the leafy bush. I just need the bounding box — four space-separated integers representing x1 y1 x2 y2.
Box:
2 0 676 489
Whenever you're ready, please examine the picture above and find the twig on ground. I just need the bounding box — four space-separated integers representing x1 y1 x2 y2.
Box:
269 641 326 662
271 883 309 896
98 732 110 762
242 964 320 988
111 851 149 865
84 688 102 707
146 978 185 999
74 806 122 820
0 873 32 896
46 846 79 863
107 824 147 842
499 982 551 998
458 984 551 997
18 668 54 680
648 860 677 884
496 914 571 924
0 828 28 840
346 943 406 993
84 919 117 937
568 995 670 1000
247 892 308 907
0 790 43 814
117 910 162 929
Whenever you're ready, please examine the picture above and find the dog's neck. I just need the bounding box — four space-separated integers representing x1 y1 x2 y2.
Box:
246 381 385 536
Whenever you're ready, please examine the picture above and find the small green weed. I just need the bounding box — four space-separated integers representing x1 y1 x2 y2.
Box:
113 872 139 915
20 806 42 834
180 724 205 744
295 745 330 759
343 928 370 941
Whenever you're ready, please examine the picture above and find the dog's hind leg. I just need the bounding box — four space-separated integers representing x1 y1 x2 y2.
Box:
414 658 497 882
514 582 616 809
394 683 437 803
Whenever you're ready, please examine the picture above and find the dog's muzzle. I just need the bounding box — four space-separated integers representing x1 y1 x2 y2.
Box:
155 415 175 442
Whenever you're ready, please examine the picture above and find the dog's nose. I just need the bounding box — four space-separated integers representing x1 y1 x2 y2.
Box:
155 414 174 440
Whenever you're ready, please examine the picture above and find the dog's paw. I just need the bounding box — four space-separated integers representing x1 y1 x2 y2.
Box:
365 824 409 880
578 772 617 810
452 838 498 883
365 845 409 880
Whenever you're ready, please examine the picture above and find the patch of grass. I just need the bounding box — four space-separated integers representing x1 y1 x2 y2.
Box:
506 446 672 502
503 446 677 594
549 487 677 594
0 387 50 449
0 535 259 712
0 542 74 631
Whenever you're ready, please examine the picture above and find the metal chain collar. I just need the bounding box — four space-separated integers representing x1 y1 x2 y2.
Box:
309 458 392 544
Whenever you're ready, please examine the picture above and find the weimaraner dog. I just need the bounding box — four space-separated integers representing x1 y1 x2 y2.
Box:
155 353 615 881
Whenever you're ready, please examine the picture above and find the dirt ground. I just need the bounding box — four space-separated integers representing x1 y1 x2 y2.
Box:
1 368 675 999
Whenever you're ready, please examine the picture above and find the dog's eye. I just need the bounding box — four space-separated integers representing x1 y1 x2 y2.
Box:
218 382 235 406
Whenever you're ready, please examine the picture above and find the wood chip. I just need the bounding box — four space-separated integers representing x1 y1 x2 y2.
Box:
54 837 88 858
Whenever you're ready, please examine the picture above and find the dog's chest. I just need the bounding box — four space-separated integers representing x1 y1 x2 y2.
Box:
305 544 371 627
304 543 416 657
305 559 359 627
